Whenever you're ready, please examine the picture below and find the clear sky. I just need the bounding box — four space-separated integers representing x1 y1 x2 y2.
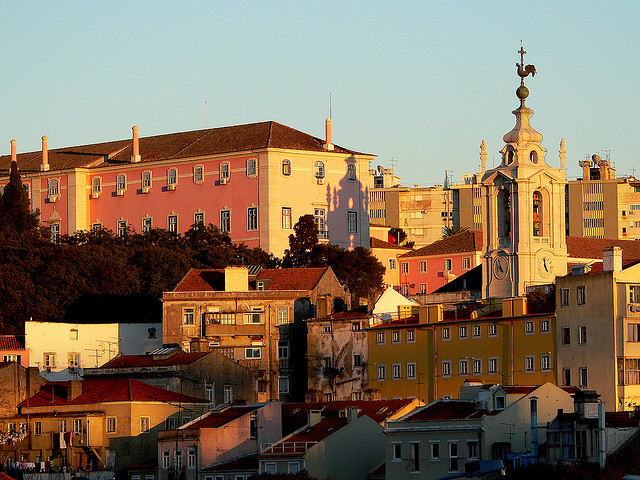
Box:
2 1 638 186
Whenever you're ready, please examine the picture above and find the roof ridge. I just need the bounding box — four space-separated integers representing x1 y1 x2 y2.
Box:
168 129 214 159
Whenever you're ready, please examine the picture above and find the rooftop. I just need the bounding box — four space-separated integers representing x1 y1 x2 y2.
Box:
97 350 209 369
0 335 24 351
400 230 483 258
182 406 259 430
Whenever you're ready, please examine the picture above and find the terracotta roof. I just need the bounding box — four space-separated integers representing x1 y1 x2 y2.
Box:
202 453 258 472
309 309 372 322
1 122 369 174
20 378 209 407
98 351 209 368
257 268 328 291
567 236 640 261
174 269 226 292
0 335 24 351
403 400 481 422
260 417 348 457
370 237 412 250
184 406 258 429
606 412 640 428
400 230 483 258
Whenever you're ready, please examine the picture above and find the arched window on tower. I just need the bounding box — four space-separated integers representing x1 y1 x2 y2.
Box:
497 188 511 239
530 151 538 163
507 150 514 165
533 191 542 237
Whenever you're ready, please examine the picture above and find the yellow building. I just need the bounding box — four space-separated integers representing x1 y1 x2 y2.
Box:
366 297 556 403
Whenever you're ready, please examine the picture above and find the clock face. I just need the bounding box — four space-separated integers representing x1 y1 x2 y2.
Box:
537 255 554 278
493 255 509 279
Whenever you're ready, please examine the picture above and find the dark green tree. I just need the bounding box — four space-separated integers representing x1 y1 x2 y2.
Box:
442 226 468 237
0 161 39 233
283 215 318 267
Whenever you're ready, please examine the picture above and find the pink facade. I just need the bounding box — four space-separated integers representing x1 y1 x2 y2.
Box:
0 335 29 367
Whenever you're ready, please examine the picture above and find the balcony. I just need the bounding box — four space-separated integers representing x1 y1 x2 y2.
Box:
627 303 640 317
261 441 318 454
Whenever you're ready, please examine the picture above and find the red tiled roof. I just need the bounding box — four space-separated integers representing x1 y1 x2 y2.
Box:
400 230 483 258
1 122 369 173
567 236 640 261
20 378 209 407
309 309 372 322
370 237 412 250
0 335 24 351
368 315 419 329
185 406 258 429
174 269 226 292
606 412 640 428
257 268 328 291
99 351 209 368
403 400 480 422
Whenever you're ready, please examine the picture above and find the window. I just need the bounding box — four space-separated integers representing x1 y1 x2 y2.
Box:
92 177 102 195
392 331 400 344
106 417 116 433
282 159 291 176
165 417 175 430
116 174 126 191
489 357 498 374
458 325 468 339
243 312 261 324
70 328 78 340
401 262 409 274
525 355 535 372
220 162 230 180
211 312 235 325
563 368 571 386
34 421 42 435
205 384 214 402
376 331 385 345
288 462 300 474
175 451 182 472
407 362 416 379
488 324 497 337
193 165 204 183
496 396 505 410
407 329 416 343
418 260 427 273
244 206 258 231
322 324 332 334
441 360 451 377
579 367 588 387
165 215 177 234
410 442 420 472
314 208 327 238
220 210 230 232
187 450 196 468
347 211 358 233
444 258 452 271
68 352 80 368
250 412 258 438
44 353 56 368
183 308 195 325
264 463 277 474
562 326 571 345
142 171 151 189
541 354 551 371
472 325 481 338
194 212 204 225
351 322 361 332
392 443 402 462
442 327 450 340
50 223 60 243
392 363 402 379
630 285 640 303
628 324 640 342
142 217 152 233
449 442 458 472
377 364 386 381
579 325 587 344
117 220 127 237
48 178 59 197
276 307 289 324
541 319 550 333
473 358 482 375
389 258 396 270
245 348 261 359
431 442 440 460
462 257 471 269
468 441 479 459
314 161 325 178
419 283 427 294
347 163 357 181
278 341 289 360
459 359 469 376
140 417 150 433
561 288 569 306
525 321 534 334
167 168 177 187
282 207 292 229
577 286 586 305
162 452 170 469
246 158 257 177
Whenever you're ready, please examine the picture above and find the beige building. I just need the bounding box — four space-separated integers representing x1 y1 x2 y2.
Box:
556 246 640 411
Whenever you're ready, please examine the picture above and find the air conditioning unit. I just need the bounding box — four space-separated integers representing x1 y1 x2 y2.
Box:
91 191 100 199
48 196 58 203
220 178 228 185
317 178 325 185
116 189 125 196
142 186 151 194
167 184 176 191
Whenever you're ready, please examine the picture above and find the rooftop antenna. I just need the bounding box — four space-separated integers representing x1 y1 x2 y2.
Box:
204 59 208 129
329 92 332 119
389 157 397 170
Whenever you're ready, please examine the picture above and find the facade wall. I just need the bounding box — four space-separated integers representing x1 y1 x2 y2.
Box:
0 364 45 418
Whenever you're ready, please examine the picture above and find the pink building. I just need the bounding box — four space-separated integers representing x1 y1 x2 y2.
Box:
0 121 375 256
0 335 28 367
396 230 483 296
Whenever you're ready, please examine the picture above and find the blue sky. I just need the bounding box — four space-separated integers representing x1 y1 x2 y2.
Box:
2 1 638 185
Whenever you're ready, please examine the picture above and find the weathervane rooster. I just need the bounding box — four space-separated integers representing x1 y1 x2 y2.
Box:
516 41 536 79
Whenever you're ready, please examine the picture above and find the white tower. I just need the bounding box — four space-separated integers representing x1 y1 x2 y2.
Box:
481 45 568 298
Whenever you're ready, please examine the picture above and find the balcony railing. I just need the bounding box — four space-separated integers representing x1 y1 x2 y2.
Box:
261 441 318 454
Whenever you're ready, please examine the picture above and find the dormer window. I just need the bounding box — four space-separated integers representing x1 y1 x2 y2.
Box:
495 395 505 410
256 281 264 291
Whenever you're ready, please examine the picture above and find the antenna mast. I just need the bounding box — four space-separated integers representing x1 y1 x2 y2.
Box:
329 92 332 119
204 59 208 129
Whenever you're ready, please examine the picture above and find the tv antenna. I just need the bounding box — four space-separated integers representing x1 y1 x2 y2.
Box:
204 59 208 129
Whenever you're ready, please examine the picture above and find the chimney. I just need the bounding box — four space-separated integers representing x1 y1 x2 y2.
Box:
307 409 322 427
603 246 622 272
419 304 443 324
190 337 210 353
131 126 141 163
579 159 592 181
41 136 50 171
10 139 17 163
68 380 83 400
224 266 249 292
323 118 334 151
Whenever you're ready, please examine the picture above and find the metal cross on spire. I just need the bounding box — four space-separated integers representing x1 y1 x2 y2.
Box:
518 41 527 68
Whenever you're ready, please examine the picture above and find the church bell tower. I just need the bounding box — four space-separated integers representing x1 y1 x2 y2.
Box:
481 44 568 298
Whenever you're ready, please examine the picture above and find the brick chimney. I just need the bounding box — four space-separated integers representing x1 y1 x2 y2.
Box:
10 139 16 163
603 246 622 272
41 135 50 171
224 266 249 292
131 126 141 163
323 118 334 151
68 380 83 400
